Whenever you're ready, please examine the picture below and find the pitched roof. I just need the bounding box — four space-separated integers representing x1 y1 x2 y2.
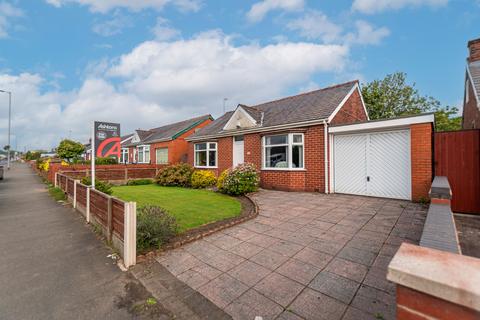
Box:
468 61 480 101
191 80 358 138
127 114 213 146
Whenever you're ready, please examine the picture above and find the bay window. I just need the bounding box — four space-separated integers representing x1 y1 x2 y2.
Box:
137 145 150 163
263 133 304 169
195 142 217 168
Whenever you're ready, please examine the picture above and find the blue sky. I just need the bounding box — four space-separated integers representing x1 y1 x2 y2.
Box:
0 0 478 150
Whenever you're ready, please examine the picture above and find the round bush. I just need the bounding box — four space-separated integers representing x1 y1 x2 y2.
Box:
191 170 217 189
137 205 178 252
155 163 194 187
81 176 113 195
217 169 230 190
220 163 259 196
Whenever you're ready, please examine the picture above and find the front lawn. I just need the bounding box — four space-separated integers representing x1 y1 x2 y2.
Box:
112 184 242 232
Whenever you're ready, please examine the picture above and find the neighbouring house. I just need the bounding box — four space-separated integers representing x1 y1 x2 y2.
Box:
125 115 213 165
84 134 133 162
462 38 480 129
187 80 434 201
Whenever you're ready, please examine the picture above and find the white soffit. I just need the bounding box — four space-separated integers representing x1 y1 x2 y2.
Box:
329 114 434 134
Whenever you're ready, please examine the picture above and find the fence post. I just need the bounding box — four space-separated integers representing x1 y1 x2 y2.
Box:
124 201 136 268
107 196 113 242
73 180 78 209
54 172 58 188
86 187 90 223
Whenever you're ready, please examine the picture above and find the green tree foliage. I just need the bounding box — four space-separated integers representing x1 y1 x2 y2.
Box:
25 151 41 161
56 139 85 162
361 72 461 131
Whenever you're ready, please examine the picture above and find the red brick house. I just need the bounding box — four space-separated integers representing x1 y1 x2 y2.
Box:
124 115 213 165
187 80 434 201
462 38 480 129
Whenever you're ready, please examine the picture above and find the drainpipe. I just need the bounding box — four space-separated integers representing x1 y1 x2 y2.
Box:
324 120 329 194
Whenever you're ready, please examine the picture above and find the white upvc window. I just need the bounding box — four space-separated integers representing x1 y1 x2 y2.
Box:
194 142 217 168
120 148 129 164
137 145 150 163
263 133 304 170
156 147 169 164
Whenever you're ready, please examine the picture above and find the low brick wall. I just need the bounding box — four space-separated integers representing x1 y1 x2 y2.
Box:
387 176 479 319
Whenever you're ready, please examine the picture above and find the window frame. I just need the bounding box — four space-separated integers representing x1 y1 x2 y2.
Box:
137 145 150 164
155 147 169 165
194 142 218 168
120 148 129 164
262 133 305 171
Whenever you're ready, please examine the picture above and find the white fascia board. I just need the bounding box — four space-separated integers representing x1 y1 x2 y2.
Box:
329 114 434 134
327 83 358 123
466 66 480 105
222 106 257 131
121 136 133 144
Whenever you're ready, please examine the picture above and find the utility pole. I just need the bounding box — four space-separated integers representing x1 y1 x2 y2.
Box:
0 90 11 170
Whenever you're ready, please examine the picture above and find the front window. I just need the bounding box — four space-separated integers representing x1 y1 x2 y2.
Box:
195 142 217 167
263 133 304 169
120 148 129 164
137 145 150 163
156 147 169 164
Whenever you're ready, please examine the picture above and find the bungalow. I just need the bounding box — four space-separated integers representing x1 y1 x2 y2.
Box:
124 115 213 165
462 38 480 129
187 80 434 201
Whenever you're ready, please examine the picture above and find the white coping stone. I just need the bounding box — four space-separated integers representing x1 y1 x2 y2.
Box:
387 243 480 312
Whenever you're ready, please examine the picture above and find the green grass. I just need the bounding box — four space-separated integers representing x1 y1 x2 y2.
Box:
112 184 242 233
48 186 66 201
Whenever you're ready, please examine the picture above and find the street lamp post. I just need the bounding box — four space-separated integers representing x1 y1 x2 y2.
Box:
0 90 12 170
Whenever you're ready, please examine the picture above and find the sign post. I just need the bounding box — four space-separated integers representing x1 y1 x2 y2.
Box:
92 121 121 190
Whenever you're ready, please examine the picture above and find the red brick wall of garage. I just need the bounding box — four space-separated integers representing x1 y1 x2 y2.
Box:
330 88 368 125
411 123 433 201
462 77 480 129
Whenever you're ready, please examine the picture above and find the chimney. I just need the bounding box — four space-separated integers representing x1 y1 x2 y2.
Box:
468 38 480 63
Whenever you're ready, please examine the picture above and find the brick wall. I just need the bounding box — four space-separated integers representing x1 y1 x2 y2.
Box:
330 88 368 125
411 123 433 201
468 38 480 63
462 76 480 129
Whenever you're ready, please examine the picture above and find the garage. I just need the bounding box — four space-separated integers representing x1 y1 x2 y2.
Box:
329 114 435 201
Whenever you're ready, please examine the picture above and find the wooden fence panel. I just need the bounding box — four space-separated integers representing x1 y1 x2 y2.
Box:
434 130 480 214
112 198 125 239
90 190 109 227
76 184 87 207
67 178 75 197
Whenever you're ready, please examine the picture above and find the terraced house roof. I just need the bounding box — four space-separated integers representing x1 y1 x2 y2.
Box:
126 114 213 146
189 80 359 139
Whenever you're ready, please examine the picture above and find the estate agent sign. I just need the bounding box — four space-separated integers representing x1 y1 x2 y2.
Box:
91 121 121 189
94 121 121 159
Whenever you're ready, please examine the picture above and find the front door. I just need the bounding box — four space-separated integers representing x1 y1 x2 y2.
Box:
233 136 244 167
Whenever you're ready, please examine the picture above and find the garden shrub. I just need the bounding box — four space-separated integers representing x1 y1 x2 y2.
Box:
220 163 260 196
156 163 194 187
83 157 118 165
216 169 230 191
191 170 217 189
37 158 51 172
137 205 178 252
81 176 113 195
126 179 154 186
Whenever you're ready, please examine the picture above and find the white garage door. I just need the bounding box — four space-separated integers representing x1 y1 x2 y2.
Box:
333 130 411 200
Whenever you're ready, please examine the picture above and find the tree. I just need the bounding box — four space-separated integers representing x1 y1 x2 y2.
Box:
57 139 85 162
361 72 461 131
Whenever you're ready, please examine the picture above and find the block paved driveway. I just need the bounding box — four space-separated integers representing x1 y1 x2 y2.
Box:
157 190 427 320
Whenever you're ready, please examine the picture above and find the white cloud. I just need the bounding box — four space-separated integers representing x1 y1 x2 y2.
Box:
0 2 23 39
45 0 202 13
345 20 390 45
0 31 349 149
151 17 180 41
287 10 342 43
247 0 304 23
92 12 133 36
352 0 448 14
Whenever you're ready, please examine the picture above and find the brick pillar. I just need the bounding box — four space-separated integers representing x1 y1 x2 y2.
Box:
410 123 433 201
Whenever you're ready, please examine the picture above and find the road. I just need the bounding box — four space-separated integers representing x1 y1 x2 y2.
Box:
0 163 170 319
